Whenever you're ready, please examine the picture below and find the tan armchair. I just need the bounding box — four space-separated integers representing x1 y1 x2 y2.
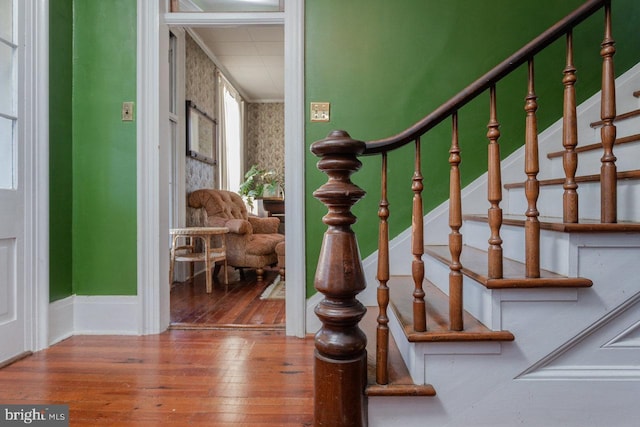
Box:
188 189 284 282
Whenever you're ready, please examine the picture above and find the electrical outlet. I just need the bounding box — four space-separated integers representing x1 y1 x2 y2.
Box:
122 102 134 121
310 102 330 122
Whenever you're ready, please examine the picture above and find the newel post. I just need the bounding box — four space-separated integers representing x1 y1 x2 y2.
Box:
311 130 368 427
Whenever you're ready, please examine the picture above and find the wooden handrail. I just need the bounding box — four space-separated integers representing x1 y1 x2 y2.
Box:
362 0 606 155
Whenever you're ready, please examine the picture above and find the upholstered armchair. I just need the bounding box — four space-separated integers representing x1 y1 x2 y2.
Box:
188 189 284 282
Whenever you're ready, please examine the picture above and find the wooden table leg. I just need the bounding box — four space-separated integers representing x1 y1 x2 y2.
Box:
204 236 212 293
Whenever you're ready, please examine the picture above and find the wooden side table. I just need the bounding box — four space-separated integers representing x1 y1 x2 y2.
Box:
169 226 228 293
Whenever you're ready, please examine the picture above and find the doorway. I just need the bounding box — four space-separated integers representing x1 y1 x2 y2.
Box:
139 2 307 336
167 23 286 329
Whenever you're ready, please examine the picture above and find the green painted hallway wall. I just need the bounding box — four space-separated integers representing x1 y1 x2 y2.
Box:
48 1 640 301
49 0 137 300
304 0 640 295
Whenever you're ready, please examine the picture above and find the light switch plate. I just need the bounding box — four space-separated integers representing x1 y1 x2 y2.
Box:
122 102 134 121
310 102 330 122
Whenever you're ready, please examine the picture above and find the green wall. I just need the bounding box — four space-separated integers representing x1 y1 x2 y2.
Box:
72 0 137 295
49 0 138 299
47 1 639 301
304 0 640 295
49 0 73 302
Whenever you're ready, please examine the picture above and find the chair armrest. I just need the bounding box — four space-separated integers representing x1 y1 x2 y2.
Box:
206 217 251 234
248 216 280 234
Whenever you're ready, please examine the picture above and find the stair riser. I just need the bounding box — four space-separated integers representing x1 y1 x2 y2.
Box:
423 253 580 329
424 255 496 328
461 220 572 275
546 132 640 180
505 179 640 221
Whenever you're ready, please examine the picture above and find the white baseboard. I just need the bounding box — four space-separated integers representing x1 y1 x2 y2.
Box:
49 295 140 343
306 291 324 334
48 296 74 345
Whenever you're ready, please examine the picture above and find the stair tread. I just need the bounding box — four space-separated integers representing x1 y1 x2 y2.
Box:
546 132 640 159
464 213 640 233
504 169 640 189
590 107 640 128
362 307 436 396
424 244 593 289
389 277 514 342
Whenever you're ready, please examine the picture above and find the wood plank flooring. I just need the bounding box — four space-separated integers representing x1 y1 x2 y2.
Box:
171 268 285 329
0 330 315 426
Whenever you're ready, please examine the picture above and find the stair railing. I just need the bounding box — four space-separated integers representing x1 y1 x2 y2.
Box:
310 0 617 425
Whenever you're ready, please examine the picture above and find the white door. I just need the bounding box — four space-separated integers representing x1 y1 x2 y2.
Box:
0 0 26 363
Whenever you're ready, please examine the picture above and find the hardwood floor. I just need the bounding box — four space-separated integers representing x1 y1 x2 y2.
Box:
0 330 315 426
171 268 285 329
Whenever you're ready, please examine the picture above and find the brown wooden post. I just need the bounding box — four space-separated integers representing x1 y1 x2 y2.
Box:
562 31 579 223
487 86 503 279
376 153 390 385
412 139 427 332
524 58 540 278
449 113 464 331
311 130 368 427
600 0 617 223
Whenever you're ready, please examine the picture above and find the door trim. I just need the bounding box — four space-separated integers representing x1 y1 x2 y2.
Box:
137 1 306 336
25 0 50 352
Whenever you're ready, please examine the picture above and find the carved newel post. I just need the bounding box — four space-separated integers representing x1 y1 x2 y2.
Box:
311 130 368 427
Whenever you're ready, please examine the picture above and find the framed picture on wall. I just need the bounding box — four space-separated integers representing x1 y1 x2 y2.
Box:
186 100 217 165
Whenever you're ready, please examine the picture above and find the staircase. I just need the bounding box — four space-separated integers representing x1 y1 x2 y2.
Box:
309 1 640 426
365 64 640 427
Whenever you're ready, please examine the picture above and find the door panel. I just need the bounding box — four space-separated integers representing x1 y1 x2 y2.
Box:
0 0 26 363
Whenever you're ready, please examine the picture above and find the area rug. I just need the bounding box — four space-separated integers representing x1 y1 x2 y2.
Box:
260 276 285 300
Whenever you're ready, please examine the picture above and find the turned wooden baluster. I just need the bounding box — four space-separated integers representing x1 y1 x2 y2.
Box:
412 139 427 332
487 86 503 279
562 31 579 223
524 59 540 278
311 130 367 427
449 113 463 331
376 153 390 385
600 1 617 223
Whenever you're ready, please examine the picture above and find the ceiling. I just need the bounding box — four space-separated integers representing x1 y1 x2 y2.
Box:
193 25 284 102
183 0 284 102
190 0 282 13
192 25 284 102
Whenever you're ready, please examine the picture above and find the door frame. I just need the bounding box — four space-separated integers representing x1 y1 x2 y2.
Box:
136 0 306 336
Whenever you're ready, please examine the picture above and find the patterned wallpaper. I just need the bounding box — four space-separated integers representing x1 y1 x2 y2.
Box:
185 33 216 194
183 37 285 226
245 103 285 190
